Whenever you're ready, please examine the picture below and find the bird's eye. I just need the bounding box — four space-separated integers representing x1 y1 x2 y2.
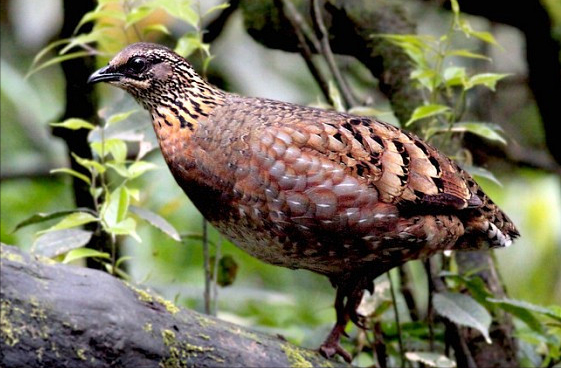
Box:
128 57 147 74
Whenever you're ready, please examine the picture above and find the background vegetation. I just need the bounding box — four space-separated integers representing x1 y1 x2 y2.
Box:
1 0 560 366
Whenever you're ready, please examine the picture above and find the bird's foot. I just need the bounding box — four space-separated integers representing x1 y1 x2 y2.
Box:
318 323 352 363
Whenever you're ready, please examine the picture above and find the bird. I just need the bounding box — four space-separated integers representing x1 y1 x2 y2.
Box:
88 42 519 361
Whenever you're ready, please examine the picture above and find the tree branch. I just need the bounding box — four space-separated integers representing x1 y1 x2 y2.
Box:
239 0 423 125
311 0 359 108
0 244 349 368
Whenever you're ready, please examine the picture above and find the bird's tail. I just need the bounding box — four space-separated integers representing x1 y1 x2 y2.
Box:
461 195 519 250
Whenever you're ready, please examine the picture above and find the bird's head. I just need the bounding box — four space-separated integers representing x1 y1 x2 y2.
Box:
88 42 204 110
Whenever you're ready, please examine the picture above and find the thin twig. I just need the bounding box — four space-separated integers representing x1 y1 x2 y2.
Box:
211 235 222 316
423 260 435 351
398 265 419 322
202 218 211 314
311 0 359 108
387 270 405 368
374 320 388 368
276 0 330 101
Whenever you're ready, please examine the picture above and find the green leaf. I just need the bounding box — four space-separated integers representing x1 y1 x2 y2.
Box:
50 118 96 130
450 122 507 144
59 30 105 55
210 254 239 287
39 212 98 234
127 187 140 201
488 298 561 323
72 153 106 174
30 38 71 69
125 5 156 28
62 248 110 264
102 186 130 228
463 165 503 187
328 80 345 112
106 162 130 177
204 2 230 17
129 205 180 241
376 34 434 68
175 33 204 58
142 24 170 36
450 0 460 15
106 109 138 126
127 160 158 179
411 68 439 92
13 209 94 232
406 104 451 126
50 168 91 185
470 30 499 46
75 9 125 33
440 272 494 307
159 0 199 27
433 291 492 343
443 66 466 87
107 217 140 242
26 51 91 78
33 229 93 258
446 49 491 61
91 138 127 162
405 352 456 368
466 73 510 91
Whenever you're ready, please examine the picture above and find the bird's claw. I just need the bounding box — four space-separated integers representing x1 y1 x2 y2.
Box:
319 341 352 363
350 311 368 329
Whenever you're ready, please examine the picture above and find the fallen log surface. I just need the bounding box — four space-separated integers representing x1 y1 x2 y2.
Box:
0 244 348 368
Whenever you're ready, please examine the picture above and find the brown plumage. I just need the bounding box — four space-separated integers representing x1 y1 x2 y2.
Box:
89 42 519 361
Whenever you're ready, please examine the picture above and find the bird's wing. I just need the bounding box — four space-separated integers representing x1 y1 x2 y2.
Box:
259 109 482 212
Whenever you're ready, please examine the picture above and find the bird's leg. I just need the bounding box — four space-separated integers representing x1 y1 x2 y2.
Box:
319 286 353 362
319 282 369 362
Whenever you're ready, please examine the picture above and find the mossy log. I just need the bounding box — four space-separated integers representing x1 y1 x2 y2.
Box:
0 244 348 368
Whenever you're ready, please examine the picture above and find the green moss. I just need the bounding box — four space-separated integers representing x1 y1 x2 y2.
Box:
194 313 216 328
128 284 180 314
229 326 260 342
76 348 87 361
35 254 57 265
162 329 176 346
197 333 210 340
185 342 214 353
281 343 327 368
135 288 154 303
2 251 24 264
143 323 153 332
154 295 179 314
1 300 20 347
159 327 222 368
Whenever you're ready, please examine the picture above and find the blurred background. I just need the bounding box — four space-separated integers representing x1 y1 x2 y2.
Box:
1 0 560 357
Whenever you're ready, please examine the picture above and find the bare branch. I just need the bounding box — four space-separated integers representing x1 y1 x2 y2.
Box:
311 0 359 108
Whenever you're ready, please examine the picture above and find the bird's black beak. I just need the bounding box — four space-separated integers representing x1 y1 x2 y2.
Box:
87 65 123 84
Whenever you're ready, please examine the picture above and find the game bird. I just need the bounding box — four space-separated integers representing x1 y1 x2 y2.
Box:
88 42 519 361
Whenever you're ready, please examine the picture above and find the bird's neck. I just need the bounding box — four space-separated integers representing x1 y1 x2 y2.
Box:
149 78 226 135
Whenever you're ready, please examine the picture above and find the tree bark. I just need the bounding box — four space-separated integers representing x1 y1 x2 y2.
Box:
0 244 347 368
